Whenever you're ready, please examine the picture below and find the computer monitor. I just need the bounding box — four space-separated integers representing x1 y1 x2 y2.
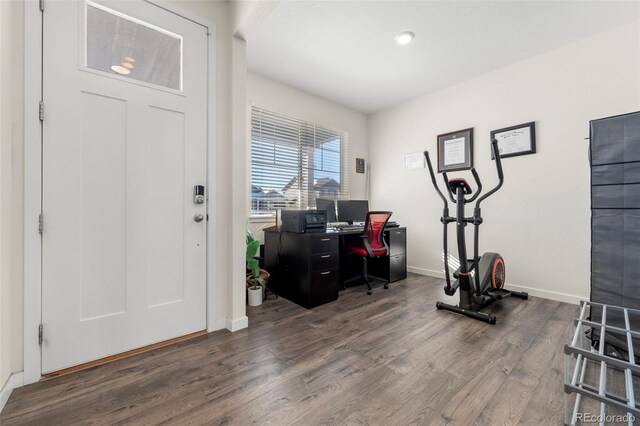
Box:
316 198 337 223
337 200 369 224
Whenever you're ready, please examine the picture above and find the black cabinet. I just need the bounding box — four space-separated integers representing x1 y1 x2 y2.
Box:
370 228 407 283
264 232 339 309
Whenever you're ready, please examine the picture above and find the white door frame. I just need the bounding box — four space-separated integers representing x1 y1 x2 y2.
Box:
23 0 217 385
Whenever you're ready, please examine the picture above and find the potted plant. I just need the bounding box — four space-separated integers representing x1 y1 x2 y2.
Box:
246 234 269 306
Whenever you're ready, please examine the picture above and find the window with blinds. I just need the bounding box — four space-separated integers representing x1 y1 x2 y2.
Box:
251 106 349 215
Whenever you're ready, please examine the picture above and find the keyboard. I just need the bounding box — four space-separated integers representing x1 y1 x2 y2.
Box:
329 222 400 231
332 224 364 231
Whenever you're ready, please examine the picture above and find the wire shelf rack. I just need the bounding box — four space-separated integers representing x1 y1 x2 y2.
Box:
564 300 640 425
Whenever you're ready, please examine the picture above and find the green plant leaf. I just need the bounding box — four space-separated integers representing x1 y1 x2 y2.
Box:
246 239 260 259
246 239 262 278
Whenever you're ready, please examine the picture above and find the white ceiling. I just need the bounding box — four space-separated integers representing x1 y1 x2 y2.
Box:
247 1 640 114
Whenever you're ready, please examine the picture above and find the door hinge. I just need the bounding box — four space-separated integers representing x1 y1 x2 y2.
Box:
38 324 43 345
39 0 44 12
39 101 44 122
38 214 43 235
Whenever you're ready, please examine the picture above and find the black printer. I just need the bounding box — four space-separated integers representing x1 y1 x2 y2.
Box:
279 210 327 233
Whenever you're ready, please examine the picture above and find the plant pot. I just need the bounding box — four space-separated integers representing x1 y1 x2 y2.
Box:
248 286 263 306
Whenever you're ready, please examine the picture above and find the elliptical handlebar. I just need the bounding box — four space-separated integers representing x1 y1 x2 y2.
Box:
475 139 504 209
465 168 483 203
441 172 456 203
424 139 504 207
423 151 449 209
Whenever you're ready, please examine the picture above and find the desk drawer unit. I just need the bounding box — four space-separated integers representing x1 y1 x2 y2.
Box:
389 253 407 282
263 230 340 309
368 228 408 283
388 228 406 256
310 235 339 254
311 252 339 271
308 234 339 307
310 267 339 306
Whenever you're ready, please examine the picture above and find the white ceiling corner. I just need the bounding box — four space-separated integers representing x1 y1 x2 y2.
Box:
247 0 639 114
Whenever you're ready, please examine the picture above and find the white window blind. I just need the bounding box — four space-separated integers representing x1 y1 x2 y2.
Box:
251 106 349 214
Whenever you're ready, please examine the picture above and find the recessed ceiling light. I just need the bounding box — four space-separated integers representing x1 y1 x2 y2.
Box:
395 31 415 45
111 65 131 75
121 62 135 70
124 56 136 63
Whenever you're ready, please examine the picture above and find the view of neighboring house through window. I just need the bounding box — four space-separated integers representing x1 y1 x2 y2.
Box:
251 106 349 214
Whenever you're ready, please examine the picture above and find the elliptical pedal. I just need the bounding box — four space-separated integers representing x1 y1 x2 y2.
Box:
486 288 510 300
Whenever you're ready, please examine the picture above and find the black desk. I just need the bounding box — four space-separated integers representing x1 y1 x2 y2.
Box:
264 226 407 309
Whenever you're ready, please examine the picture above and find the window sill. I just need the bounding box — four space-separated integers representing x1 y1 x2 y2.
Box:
249 215 276 224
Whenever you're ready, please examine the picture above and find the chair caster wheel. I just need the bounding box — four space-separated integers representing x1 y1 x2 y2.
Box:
489 315 497 325
367 290 372 295
384 284 389 289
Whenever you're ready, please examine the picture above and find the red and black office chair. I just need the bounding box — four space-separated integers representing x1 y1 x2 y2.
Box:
345 211 393 295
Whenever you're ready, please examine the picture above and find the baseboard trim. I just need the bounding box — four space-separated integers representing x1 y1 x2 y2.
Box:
226 315 248 332
11 372 23 389
209 318 227 332
1 372 24 414
407 265 584 305
502 283 583 305
408 266 444 278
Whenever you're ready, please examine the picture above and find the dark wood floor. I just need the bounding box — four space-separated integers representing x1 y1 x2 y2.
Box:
2 273 577 425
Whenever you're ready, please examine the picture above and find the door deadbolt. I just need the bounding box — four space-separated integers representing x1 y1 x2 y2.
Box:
193 214 205 223
194 185 205 204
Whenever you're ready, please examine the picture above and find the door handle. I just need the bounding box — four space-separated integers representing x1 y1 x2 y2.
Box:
193 214 204 223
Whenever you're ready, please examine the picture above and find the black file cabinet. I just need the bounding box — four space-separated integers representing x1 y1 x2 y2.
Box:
370 228 407 283
264 232 340 309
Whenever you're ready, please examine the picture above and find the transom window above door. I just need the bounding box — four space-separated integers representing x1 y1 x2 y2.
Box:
85 1 183 91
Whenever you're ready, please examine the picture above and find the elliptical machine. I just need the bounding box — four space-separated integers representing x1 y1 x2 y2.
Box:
423 139 527 324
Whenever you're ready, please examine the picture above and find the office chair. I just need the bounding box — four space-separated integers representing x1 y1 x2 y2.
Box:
345 211 393 295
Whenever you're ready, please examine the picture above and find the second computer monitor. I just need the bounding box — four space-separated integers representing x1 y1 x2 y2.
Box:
337 200 369 224
316 198 337 223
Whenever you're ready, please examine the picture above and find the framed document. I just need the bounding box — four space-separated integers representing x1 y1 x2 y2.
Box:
437 128 473 172
490 122 536 159
404 151 425 170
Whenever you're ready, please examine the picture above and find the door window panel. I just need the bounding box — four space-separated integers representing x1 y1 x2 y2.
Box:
86 1 182 90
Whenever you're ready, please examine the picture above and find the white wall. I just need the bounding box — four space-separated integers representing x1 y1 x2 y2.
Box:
369 21 640 303
0 0 25 391
246 71 370 241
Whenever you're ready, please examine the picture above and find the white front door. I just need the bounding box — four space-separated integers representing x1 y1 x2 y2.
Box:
41 0 209 374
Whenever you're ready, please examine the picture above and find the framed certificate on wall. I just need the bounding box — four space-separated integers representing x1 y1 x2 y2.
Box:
491 122 536 159
437 128 473 172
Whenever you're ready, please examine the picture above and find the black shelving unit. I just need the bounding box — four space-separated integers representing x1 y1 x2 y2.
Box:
590 111 640 355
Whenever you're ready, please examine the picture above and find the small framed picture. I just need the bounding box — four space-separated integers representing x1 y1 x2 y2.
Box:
437 128 473 172
490 122 536 159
